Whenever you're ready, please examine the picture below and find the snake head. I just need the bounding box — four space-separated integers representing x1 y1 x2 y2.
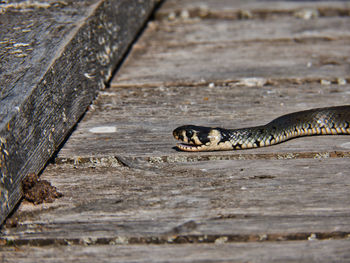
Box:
173 125 222 151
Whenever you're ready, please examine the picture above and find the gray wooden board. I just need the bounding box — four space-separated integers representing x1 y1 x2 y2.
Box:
2 0 350 261
158 0 350 19
145 16 350 44
1 158 350 246
1 240 350 263
56 0 350 162
113 38 350 86
57 83 350 161
0 0 158 225
112 1 350 86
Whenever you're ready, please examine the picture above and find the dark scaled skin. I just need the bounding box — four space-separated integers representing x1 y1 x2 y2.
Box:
173 106 350 152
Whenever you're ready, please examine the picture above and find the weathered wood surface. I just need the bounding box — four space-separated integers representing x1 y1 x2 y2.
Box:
1 0 350 261
114 39 350 86
1 240 350 263
115 1 350 86
57 83 350 161
157 0 350 19
0 0 158 225
1 159 350 260
2 158 350 243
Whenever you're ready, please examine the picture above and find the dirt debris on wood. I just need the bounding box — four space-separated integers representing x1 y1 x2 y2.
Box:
22 174 63 205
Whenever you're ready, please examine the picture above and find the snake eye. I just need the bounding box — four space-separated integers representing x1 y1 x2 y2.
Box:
186 130 194 138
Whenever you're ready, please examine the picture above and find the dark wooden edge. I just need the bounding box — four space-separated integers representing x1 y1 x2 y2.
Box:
0 0 159 225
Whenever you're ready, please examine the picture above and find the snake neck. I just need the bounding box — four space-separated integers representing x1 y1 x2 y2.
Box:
216 126 270 150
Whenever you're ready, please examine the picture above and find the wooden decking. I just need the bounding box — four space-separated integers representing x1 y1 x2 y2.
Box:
1 0 350 261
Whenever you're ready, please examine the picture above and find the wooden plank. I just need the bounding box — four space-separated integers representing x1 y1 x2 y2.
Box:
146 16 350 44
0 0 158 225
2 0 350 261
88 0 350 162
1 240 350 262
1 158 350 245
113 39 350 86
57 83 350 161
158 0 350 19
112 1 350 86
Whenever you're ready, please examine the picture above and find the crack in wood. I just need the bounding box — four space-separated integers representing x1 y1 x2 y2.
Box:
112 77 350 89
156 7 350 21
53 151 350 169
1 231 349 247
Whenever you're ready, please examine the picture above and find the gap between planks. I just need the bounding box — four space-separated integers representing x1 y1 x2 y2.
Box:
52 151 350 170
111 77 350 89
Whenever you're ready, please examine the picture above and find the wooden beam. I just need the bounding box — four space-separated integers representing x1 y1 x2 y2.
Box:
0 0 159 225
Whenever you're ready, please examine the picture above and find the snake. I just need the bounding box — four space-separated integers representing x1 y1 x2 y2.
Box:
173 105 350 152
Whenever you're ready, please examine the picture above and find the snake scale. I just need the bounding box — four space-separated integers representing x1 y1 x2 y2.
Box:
173 105 350 152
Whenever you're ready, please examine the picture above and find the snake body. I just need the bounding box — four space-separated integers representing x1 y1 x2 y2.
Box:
173 105 350 152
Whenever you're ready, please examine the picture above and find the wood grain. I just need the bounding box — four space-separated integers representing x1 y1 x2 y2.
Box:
145 16 350 44
2 0 350 261
57 83 350 160
112 1 350 86
1 240 350 263
1 158 350 245
158 0 350 19
0 0 158 225
113 38 350 86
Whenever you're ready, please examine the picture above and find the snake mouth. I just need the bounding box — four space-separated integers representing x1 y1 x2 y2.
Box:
173 129 203 151
176 143 205 152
